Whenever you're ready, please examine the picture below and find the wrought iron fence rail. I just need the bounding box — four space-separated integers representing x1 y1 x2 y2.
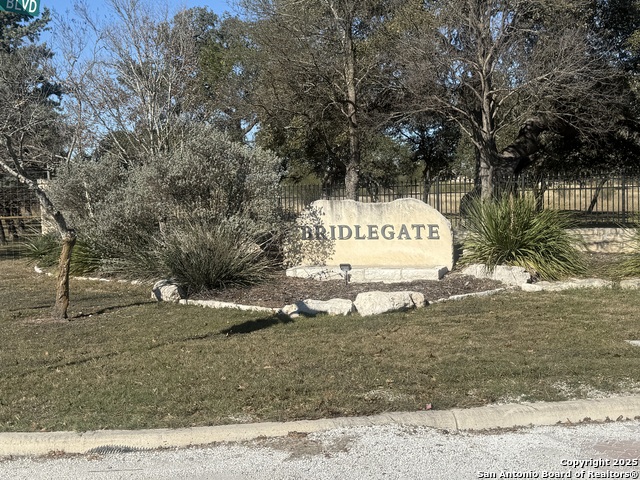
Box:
3 173 640 253
279 174 640 227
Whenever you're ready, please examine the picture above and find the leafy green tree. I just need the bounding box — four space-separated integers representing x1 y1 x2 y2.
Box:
186 10 260 142
399 0 629 197
239 0 405 198
530 0 640 176
390 116 461 185
0 9 75 319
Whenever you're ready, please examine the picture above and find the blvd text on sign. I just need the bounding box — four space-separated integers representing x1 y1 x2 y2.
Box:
0 0 40 16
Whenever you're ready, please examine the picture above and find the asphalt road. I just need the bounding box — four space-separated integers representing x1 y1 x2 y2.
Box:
1 421 639 480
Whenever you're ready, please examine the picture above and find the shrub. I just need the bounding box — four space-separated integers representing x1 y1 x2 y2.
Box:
48 126 285 286
461 193 586 280
281 205 335 267
155 221 275 295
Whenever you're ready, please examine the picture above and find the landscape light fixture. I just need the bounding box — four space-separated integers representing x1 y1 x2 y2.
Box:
340 263 352 286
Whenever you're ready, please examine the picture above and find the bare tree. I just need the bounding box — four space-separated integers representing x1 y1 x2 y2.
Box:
399 0 627 198
0 9 75 319
55 0 202 164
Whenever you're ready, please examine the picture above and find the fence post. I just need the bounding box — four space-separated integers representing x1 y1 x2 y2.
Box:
622 172 627 224
434 176 441 212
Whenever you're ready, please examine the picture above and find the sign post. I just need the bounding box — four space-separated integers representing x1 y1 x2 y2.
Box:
0 0 40 17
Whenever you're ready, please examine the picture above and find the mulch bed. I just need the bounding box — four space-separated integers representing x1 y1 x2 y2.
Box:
192 271 505 309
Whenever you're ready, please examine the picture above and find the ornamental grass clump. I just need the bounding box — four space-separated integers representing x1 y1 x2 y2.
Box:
461 193 586 280
157 221 275 295
616 228 640 277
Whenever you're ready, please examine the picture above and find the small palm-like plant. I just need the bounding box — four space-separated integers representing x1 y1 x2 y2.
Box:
25 233 102 275
461 193 586 280
616 228 640 277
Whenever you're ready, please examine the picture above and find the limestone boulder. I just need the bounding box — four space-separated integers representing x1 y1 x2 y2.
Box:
354 291 426 317
281 298 355 318
151 280 185 302
620 279 640 290
461 264 531 286
521 278 614 292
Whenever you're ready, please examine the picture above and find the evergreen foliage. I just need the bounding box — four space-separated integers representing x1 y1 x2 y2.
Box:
49 126 284 287
461 194 587 280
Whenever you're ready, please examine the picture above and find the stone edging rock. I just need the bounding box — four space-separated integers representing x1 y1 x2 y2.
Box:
171 270 640 318
179 299 279 314
34 265 640 318
33 266 147 286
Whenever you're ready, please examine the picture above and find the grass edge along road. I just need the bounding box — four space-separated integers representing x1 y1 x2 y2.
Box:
1 259 639 433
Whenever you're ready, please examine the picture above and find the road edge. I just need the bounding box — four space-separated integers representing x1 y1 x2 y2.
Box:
1 395 639 457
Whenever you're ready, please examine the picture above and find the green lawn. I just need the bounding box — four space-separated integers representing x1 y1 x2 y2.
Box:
1 259 639 432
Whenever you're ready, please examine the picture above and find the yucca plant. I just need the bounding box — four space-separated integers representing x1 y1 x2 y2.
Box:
461 193 586 280
616 227 640 277
24 233 102 276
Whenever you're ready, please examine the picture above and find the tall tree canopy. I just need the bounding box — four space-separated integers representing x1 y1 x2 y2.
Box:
58 0 207 165
239 0 406 198
398 0 630 197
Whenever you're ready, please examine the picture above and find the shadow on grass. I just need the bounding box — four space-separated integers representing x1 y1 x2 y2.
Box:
72 302 155 319
7 304 52 312
219 314 294 336
47 351 120 371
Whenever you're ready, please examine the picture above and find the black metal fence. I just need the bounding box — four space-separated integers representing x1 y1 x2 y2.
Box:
2 172 640 256
0 177 41 258
279 173 640 227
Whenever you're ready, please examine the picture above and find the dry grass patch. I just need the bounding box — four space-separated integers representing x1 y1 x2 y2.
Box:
1 259 639 432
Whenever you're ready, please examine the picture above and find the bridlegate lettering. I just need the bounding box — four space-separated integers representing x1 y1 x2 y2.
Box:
300 224 440 241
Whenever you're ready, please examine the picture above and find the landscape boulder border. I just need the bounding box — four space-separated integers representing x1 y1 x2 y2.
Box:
31 264 640 318
460 264 532 286
159 265 639 318
353 291 426 316
151 279 185 303
281 298 355 318
178 299 278 314
521 278 615 292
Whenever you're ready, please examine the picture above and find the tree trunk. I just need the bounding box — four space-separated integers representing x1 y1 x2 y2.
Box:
477 137 501 200
0 163 77 319
477 116 550 200
0 219 6 245
497 117 549 180
52 231 76 320
587 177 609 213
344 139 360 200
479 152 494 200
343 14 360 201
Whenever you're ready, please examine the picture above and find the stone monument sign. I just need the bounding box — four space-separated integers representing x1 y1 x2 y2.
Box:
286 198 454 283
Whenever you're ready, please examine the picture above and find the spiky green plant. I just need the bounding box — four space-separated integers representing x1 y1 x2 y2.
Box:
156 221 275 295
616 227 640 277
24 233 102 275
461 193 586 280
